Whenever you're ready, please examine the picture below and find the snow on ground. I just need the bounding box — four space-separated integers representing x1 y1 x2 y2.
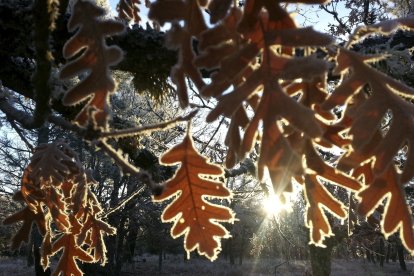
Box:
123 255 413 275
0 257 32 276
1 255 413 275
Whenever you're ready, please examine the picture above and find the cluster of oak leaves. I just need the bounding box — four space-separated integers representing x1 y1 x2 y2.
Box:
3 0 414 275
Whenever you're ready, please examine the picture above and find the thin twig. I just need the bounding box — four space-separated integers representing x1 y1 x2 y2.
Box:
200 116 224 154
273 215 298 248
98 139 140 175
100 110 198 139
320 4 352 35
356 242 386 257
187 78 213 110
7 119 34 152
100 185 146 218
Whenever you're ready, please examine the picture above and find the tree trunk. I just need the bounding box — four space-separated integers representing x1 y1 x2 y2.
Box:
32 226 51 276
386 243 391 263
366 249 375 263
397 242 407 271
27 239 34 267
32 125 51 276
223 213 235 265
409 0 414 14
158 249 163 271
309 244 332 276
103 172 123 275
228 238 235 265
379 238 385 267
363 0 370 24
125 227 139 263
239 228 245 265
114 216 127 275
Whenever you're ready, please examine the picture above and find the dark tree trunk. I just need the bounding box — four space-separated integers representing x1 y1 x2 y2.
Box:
80 263 107 275
228 238 235 265
101 171 124 275
366 249 371 263
386 243 391 263
379 238 385 267
125 227 139 263
272 239 277 257
32 226 51 276
158 249 163 271
366 249 376 263
32 125 51 276
224 216 235 265
391 247 397 262
27 239 34 267
363 0 370 24
307 223 347 275
239 228 245 265
114 216 127 275
309 244 332 276
397 242 407 271
104 235 117 275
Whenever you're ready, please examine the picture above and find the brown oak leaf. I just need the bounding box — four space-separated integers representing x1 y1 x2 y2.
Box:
154 134 234 260
3 205 46 250
48 216 94 276
60 0 124 128
357 165 414 253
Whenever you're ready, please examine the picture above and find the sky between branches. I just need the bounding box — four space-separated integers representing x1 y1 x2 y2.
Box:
106 0 347 32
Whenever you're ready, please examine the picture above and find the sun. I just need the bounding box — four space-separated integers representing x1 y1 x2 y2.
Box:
262 194 291 217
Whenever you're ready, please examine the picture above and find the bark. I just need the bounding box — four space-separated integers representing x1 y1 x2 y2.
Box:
309 244 332 276
228 238 235 265
223 205 235 265
26 240 34 267
158 249 163 271
367 249 376 264
379 238 385 267
397 242 407 271
386 243 391 263
31 125 50 276
308 226 347 276
238 228 246 265
114 216 127 275
32 226 51 276
392 249 397 262
363 0 370 25
125 227 139 263
94 172 123 276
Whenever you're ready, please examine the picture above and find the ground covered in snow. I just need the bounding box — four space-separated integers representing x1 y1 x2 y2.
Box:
1 255 413 275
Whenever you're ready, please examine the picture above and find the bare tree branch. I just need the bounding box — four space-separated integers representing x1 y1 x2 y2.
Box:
320 4 352 34
7 119 34 152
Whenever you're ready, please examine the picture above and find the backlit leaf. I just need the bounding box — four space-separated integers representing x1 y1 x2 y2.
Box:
60 0 124 129
358 166 414 253
154 133 234 260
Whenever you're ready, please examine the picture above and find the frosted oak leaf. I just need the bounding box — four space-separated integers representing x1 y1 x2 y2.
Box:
154 133 234 260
